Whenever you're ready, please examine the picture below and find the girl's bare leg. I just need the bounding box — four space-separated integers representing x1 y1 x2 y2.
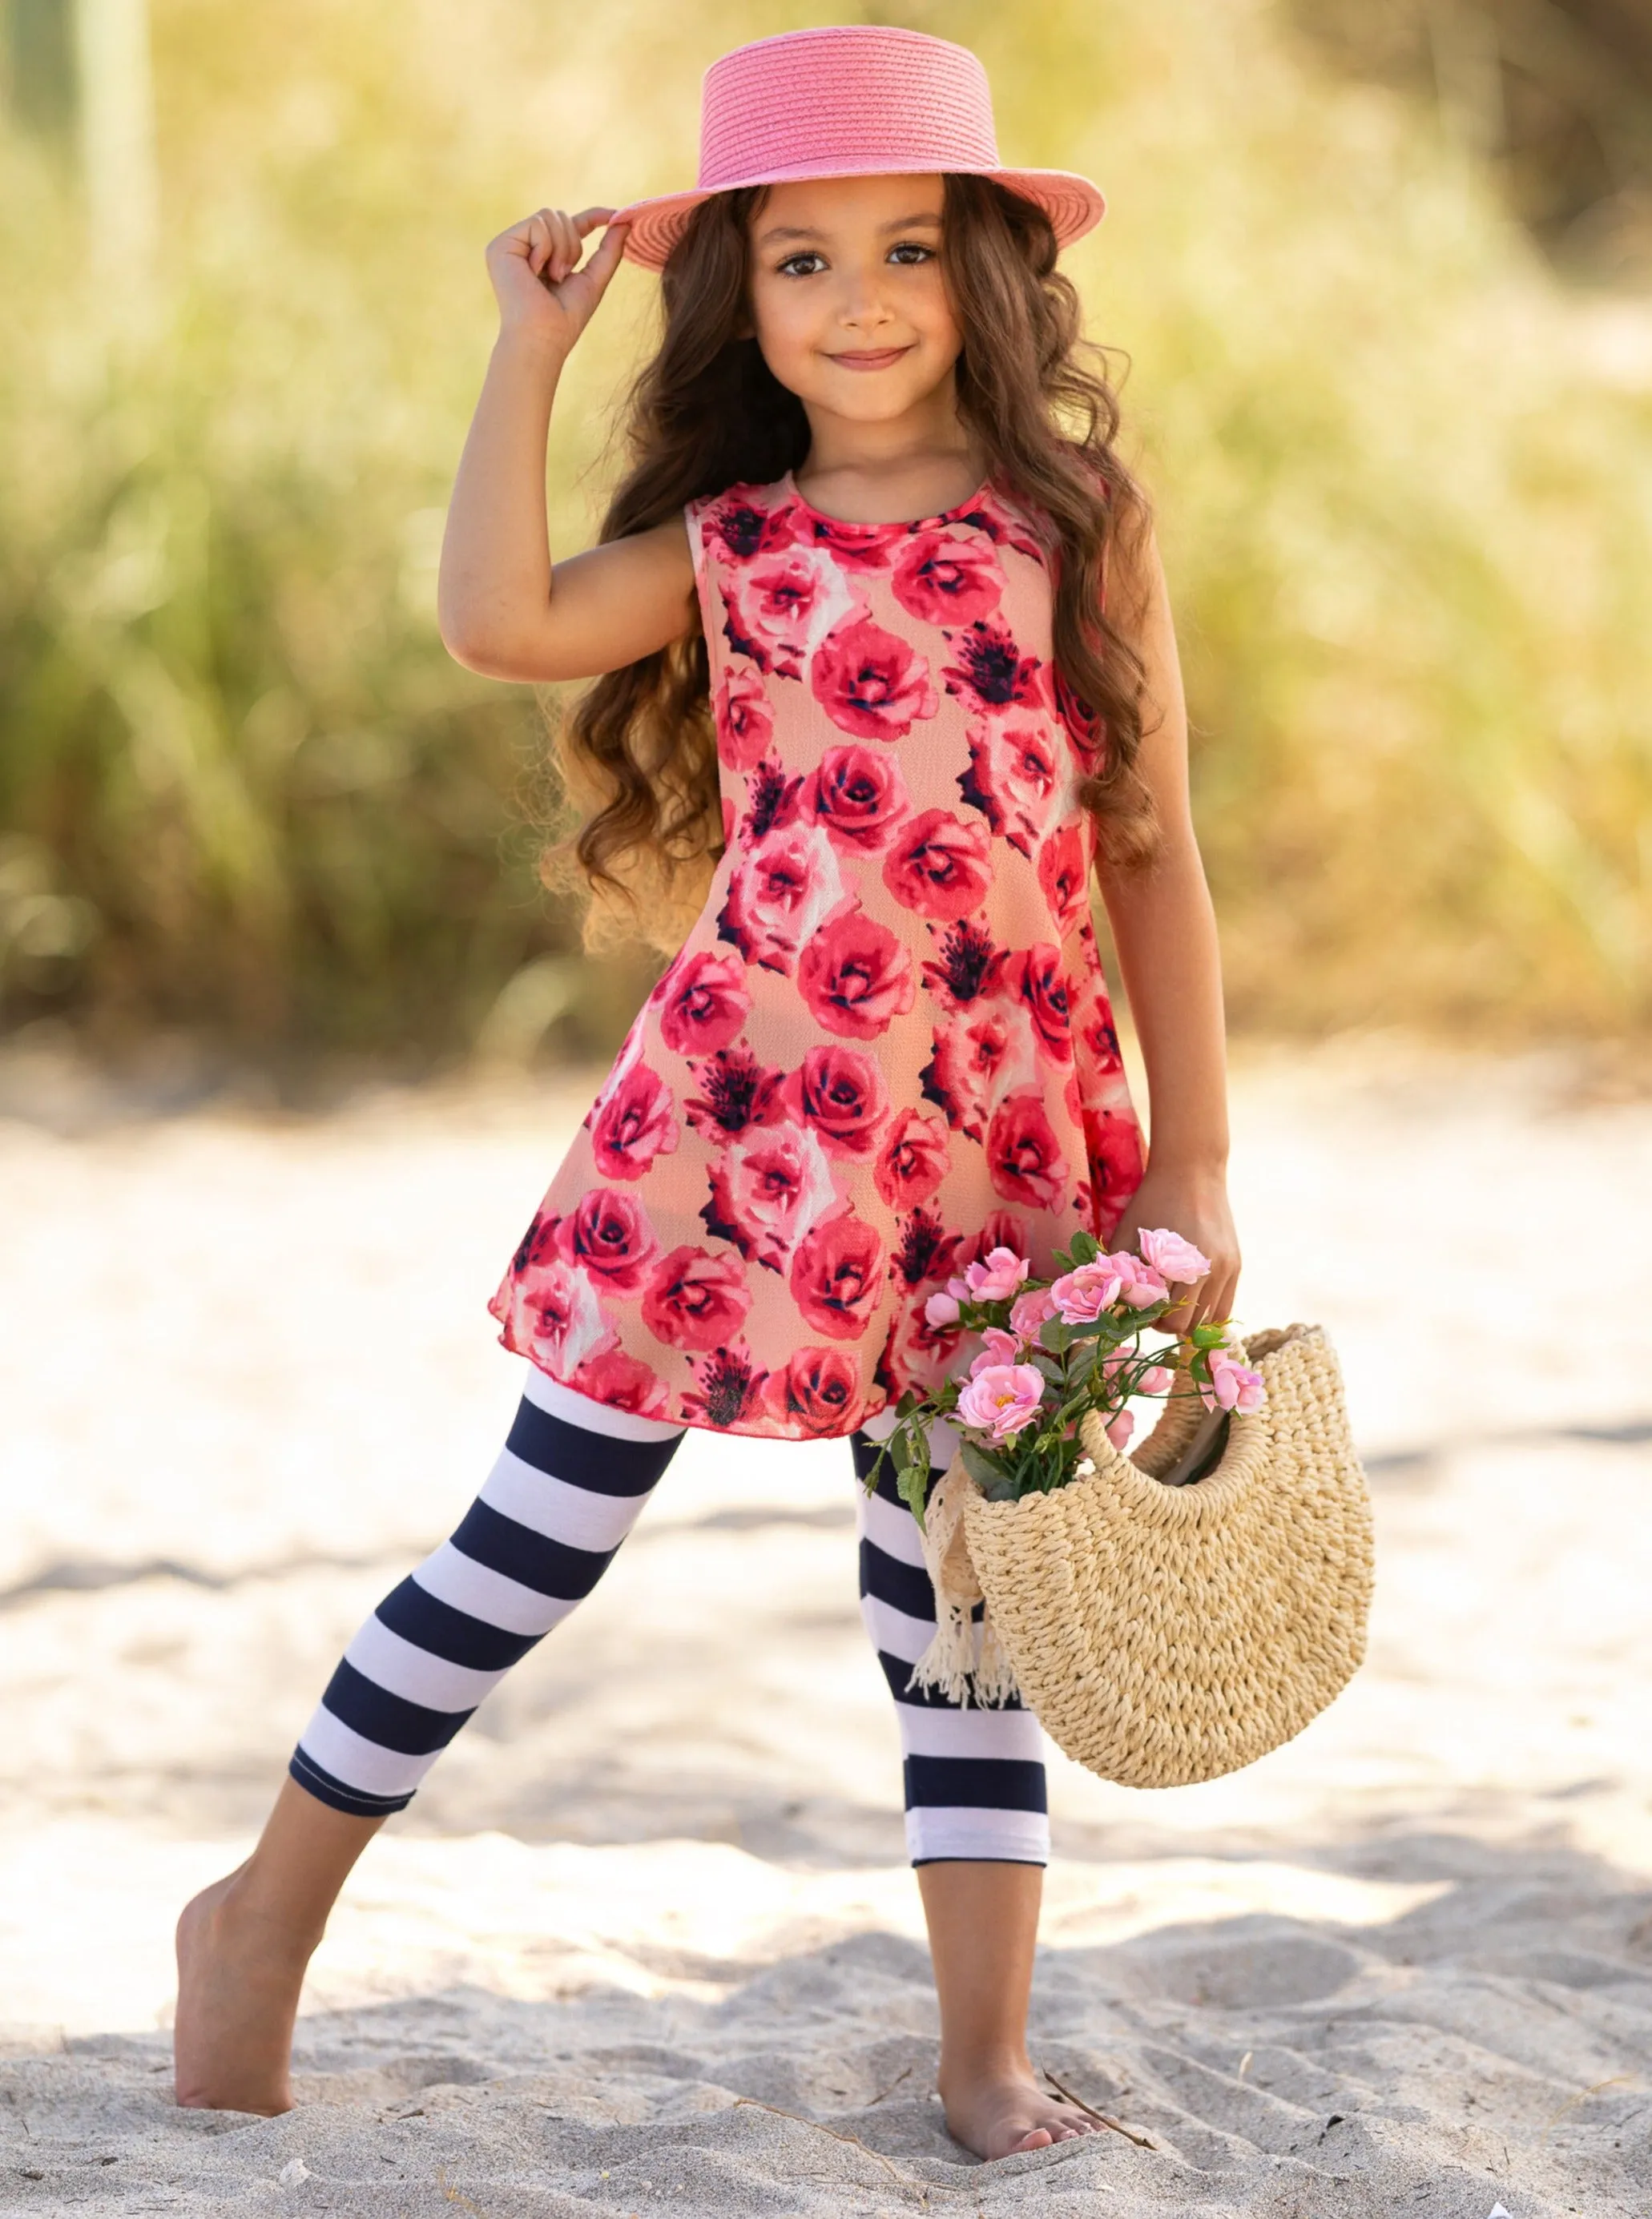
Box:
175 1778 381 2113
918 1860 1101 2160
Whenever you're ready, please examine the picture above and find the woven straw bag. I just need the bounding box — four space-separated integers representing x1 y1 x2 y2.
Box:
911 1323 1374 1789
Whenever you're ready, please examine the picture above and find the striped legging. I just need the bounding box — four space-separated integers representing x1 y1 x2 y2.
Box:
290 1364 1048 1866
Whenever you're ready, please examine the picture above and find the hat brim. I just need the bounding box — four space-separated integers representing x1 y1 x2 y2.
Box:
610 164 1105 272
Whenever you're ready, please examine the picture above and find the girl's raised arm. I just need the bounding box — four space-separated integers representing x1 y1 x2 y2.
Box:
437 207 695 683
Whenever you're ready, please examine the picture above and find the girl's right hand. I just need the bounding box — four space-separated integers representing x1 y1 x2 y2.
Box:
485 206 631 353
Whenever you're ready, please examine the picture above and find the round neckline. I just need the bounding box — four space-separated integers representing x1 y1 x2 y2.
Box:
781 467 993 532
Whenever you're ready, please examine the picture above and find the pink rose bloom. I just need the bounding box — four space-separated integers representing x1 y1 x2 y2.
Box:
718 825 844 976
969 1326 1024 1377
702 1120 836 1271
1036 818 1090 939
796 899 916 1041
1104 1410 1135 1451
806 743 912 852
963 1246 1031 1303
589 1061 679 1182
924 1290 961 1328
957 714 1061 859
714 662 774 771
788 1209 886 1341
889 529 1004 627
985 1090 1069 1213
655 949 750 1059
1203 1352 1266 1414
723 546 864 680
1138 1227 1212 1284
880 807 994 922
1139 1364 1175 1395
956 1363 1046 1442
873 1107 951 1211
810 615 940 740
1009 1286 1058 1339
1106 1250 1170 1309
640 1245 752 1353
1050 1260 1124 1323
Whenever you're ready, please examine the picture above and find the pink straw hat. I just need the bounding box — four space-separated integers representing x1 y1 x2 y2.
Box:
611 25 1106 272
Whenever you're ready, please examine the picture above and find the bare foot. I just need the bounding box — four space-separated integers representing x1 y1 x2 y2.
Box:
939 2066 1104 2160
174 1867 316 2113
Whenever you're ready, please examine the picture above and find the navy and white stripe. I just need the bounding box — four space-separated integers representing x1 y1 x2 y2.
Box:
851 1427 1049 1867
291 1371 680 1817
291 1368 1047 1866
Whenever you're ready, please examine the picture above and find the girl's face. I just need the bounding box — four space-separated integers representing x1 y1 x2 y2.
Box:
745 174 961 425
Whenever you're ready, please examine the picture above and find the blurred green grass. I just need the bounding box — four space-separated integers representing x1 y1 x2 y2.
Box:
2 0 1650 1062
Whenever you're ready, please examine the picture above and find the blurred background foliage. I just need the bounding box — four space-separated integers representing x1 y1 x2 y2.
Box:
2 0 1650 1071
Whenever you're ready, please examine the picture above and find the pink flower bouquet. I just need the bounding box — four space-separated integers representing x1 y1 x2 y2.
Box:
872 1226 1265 1522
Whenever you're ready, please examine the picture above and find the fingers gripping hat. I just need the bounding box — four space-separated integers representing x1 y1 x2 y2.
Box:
612 25 1106 272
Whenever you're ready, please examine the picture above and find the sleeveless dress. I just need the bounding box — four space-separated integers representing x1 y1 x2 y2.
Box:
489 469 1146 1440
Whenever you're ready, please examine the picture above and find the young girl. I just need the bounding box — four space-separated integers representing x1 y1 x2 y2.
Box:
175 26 1239 2162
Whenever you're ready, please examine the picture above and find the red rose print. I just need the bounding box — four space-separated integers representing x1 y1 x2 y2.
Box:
919 917 1008 1011
590 1061 680 1182
714 662 773 771
874 1288 961 1402
780 1044 890 1159
679 1340 770 1428
961 1212 1030 1272
702 1119 837 1271
1074 993 1125 1081
570 1347 671 1420
920 1004 1038 1141
805 744 912 852
556 1188 659 1291
890 530 1003 628
1083 1106 1146 1234
957 716 1062 857
640 1244 752 1351
890 1201 963 1290
683 1043 784 1146
796 900 915 1040
809 616 939 740
498 1246 613 1376
1036 816 1090 938
768 1344 864 1434
788 1209 886 1340
1053 664 1105 769
723 547 864 679
656 949 751 1060
986 1090 1069 1211
941 618 1045 711
701 492 796 564
873 1108 951 1210
718 825 844 974
796 513 908 570
1011 945 1074 1064
881 808 993 922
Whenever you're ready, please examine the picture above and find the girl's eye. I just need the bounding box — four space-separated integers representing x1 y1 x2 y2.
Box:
776 252 827 278
888 241 936 265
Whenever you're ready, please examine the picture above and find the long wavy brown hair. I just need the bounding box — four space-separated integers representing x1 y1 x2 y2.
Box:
550 174 1158 952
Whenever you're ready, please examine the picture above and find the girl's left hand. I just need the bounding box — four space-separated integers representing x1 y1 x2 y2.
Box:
1109 1166 1241 1339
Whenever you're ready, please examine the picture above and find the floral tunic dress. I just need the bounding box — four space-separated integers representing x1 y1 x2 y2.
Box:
490 470 1145 1440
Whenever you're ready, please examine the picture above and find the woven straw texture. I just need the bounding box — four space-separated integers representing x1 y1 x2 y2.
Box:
955 1323 1374 1789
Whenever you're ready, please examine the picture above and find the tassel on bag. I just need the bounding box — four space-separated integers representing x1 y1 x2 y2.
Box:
911 1323 1375 1787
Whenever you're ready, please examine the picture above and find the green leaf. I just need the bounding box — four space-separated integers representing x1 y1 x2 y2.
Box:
1069 1229 1100 1265
958 1440 1006 1488
896 1457 932 1530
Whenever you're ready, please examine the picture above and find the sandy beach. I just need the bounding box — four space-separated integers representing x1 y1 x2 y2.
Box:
3 1036 1650 2216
